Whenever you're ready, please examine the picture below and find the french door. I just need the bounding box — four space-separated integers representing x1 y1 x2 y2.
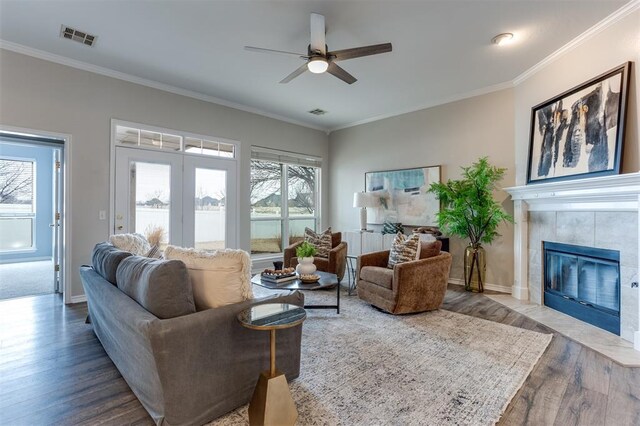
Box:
114 147 237 248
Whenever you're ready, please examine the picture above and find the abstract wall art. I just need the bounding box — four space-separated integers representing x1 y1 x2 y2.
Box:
365 165 440 226
527 62 631 184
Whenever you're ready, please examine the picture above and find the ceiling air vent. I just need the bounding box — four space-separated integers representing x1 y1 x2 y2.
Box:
60 25 97 47
308 109 327 116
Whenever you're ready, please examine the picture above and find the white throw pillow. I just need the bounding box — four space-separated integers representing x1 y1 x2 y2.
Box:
164 246 254 310
109 233 151 256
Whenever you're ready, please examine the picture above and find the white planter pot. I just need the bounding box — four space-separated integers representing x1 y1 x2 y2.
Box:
296 257 317 275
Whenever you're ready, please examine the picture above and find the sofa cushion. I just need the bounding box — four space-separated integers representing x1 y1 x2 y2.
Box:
419 240 442 259
360 266 394 290
387 233 421 268
304 227 332 258
116 256 196 319
109 233 151 256
164 246 254 310
91 242 133 285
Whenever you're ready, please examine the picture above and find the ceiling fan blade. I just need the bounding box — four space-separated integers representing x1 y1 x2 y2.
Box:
310 13 326 55
280 63 309 84
327 62 357 84
328 43 392 61
244 46 308 59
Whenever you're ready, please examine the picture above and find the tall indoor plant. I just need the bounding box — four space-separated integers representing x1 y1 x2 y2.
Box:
428 157 513 292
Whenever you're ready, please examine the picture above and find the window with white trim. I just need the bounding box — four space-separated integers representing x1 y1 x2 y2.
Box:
250 148 321 256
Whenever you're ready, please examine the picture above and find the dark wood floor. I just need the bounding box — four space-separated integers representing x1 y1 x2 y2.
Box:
1 286 638 425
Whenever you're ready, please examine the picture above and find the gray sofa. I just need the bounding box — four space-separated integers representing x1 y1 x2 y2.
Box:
80 242 304 425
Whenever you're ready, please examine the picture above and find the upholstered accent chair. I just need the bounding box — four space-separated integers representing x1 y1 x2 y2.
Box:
284 232 348 281
357 241 452 314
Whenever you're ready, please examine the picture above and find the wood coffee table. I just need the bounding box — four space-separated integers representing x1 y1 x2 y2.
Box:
251 271 341 314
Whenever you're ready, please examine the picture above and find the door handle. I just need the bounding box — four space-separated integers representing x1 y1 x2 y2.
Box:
117 225 124 230
49 224 56 228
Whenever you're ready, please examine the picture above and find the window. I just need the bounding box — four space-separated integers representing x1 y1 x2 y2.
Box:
250 148 321 256
115 124 236 159
0 158 35 251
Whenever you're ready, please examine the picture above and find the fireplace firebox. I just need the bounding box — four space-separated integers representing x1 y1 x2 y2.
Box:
543 241 620 335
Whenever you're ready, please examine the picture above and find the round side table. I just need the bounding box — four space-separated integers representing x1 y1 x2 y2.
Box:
237 303 306 426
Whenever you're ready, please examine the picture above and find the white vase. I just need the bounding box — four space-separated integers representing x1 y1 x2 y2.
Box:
296 257 317 275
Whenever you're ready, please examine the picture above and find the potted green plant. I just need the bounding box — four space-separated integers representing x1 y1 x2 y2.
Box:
295 241 318 275
428 157 513 292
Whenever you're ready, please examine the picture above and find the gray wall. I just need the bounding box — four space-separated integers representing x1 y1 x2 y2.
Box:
0 49 329 299
514 10 640 185
328 89 516 288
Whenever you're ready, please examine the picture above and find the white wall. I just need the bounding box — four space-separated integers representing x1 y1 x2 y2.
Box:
0 49 329 300
328 89 516 288
514 9 640 185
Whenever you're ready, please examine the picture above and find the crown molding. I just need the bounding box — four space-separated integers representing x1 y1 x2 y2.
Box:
513 0 640 85
0 40 327 133
1 0 637 135
327 80 515 133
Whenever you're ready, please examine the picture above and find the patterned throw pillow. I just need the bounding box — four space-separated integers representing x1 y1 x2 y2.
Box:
304 227 332 258
387 232 421 269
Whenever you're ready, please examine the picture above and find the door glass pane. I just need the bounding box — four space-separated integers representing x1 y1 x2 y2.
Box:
132 162 171 246
288 165 316 217
194 168 226 250
251 220 282 255
250 160 282 218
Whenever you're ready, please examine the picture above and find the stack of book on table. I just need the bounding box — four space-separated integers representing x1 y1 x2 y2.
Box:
260 268 298 284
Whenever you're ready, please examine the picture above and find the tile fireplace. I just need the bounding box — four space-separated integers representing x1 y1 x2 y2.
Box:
506 172 640 349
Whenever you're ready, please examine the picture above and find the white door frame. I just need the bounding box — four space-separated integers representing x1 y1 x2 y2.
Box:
109 119 241 248
0 124 73 304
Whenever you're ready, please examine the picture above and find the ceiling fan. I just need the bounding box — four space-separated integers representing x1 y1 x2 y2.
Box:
245 13 392 84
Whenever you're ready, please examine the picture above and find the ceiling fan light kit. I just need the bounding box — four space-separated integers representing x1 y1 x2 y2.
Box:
245 12 392 84
307 57 329 74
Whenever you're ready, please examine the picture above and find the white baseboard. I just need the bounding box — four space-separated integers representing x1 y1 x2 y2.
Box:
70 294 87 304
448 278 512 294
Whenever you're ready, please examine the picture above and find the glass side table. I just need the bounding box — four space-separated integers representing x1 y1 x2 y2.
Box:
237 303 306 426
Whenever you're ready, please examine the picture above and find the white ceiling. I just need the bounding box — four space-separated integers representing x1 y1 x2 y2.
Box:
0 0 629 131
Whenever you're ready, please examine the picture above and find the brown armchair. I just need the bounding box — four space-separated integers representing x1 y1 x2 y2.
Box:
284 232 348 281
357 247 452 314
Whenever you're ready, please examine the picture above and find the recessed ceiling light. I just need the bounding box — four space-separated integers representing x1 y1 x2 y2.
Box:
491 33 514 46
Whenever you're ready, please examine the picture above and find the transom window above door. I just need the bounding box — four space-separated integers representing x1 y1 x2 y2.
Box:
115 123 236 159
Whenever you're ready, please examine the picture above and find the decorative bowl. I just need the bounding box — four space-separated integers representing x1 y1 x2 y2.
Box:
299 274 320 283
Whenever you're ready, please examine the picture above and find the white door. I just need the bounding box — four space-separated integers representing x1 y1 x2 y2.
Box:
52 148 63 292
183 155 237 249
114 147 237 248
114 147 183 245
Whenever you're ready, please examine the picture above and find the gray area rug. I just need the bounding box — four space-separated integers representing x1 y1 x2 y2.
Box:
213 289 552 426
0 260 54 300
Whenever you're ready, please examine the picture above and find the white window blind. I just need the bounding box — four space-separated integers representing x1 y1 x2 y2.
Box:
251 147 322 168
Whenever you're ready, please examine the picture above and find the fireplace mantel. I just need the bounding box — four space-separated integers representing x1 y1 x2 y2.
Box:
505 172 640 211
504 172 640 351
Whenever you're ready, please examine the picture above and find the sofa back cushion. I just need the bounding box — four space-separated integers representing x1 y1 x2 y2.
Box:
419 240 442 260
164 246 254 310
92 242 133 285
116 256 196 319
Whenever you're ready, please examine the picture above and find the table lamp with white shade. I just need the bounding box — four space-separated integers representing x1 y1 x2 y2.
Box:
353 191 379 231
